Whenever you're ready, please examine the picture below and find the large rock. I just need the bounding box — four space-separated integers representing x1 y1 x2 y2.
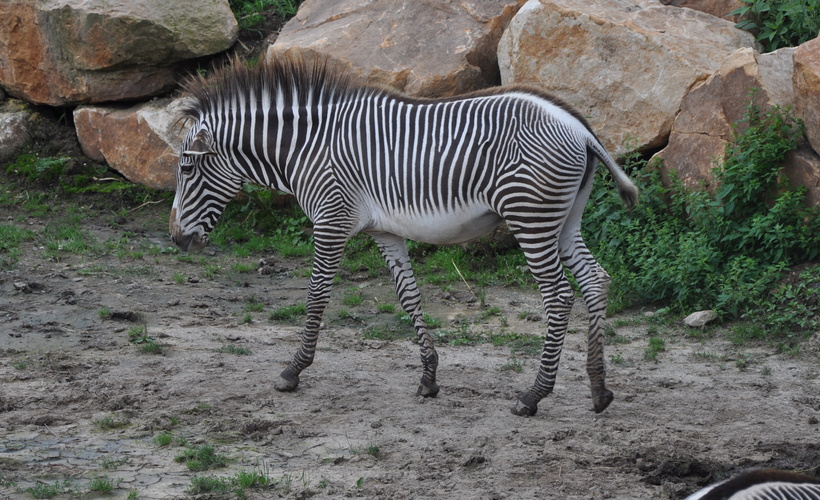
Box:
794 37 820 156
655 47 794 190
74 98 190 190
0 100 36 164
654 46 820 206
659 0 745 21
269 0 525 97
497 0 757 154
0 0 237 106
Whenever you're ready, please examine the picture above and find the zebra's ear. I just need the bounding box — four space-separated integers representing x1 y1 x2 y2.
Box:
182 131 216 157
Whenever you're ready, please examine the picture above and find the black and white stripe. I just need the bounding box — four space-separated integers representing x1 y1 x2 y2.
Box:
686 469 820 500
169 54 638 415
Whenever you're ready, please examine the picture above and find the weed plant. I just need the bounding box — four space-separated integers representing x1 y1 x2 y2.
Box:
730 0 820 51
0 224 34 268
25 480 74 499
229 0 302 30
218 344 252 355
88 476 118 493
583 97 820 342
210 185 313 257
644 337 667 361
175 445 230 472
93 416 129 431
269 303 307 322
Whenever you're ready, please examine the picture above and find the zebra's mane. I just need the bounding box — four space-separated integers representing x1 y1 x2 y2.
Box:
179 53 593 133
179 53 376 119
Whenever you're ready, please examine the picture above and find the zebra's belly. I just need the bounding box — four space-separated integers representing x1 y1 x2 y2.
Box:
368 206 504 245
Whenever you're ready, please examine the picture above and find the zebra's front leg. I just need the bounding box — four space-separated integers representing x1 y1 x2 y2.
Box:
371 232 439 397
275 227 347 393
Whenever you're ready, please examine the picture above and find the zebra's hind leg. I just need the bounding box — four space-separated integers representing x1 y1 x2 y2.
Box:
371 232 439 398
508 227 574 417
275 226 348 393
560 230 614 413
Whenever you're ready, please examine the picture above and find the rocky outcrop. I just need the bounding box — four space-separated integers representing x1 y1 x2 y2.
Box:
0 0 817 204
654 47 820 206
269 0 525 97
497 0 757 154
659 0 744 21
794 37 820 155
0 0 237 107
655 48 793 189
73 99 190 190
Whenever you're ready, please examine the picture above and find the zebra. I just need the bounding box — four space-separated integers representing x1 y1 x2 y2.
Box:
169 54 639 417
684 469 820 499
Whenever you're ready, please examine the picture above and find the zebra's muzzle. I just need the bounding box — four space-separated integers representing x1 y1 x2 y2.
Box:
170 231 208 253
169 208 208 253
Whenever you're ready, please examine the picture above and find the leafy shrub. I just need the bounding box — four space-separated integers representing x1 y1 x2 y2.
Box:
583 95 820 339
730 0 820 52
230 0 301 30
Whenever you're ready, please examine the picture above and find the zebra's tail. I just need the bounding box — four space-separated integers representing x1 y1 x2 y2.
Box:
589 139 639 209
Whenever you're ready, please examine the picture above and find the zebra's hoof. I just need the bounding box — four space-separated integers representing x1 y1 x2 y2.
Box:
592 389 614 413
275 374 299 392
511 400 537 417
416 382 439 398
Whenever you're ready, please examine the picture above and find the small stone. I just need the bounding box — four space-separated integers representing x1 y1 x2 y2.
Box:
683 310 718 327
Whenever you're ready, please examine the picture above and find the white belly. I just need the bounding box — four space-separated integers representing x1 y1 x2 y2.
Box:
366 204 504 245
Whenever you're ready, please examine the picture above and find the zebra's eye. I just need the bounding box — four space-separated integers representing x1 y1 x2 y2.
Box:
178 156 196 174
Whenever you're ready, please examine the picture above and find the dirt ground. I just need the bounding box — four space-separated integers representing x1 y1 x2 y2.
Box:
1 198 819 500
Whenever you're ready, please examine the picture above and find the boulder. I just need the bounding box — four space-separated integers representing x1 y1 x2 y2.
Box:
784 144 820 207
269 0 525 97
654 47 795 190
0 0 237 107
497 0 757 154
74 98 190 190
794 37 820 156
654 46 820 206
659 0 744 21
0 100 36 164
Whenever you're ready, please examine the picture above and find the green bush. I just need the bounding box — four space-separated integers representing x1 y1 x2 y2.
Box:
229 0 301 30
730 0 820 52
583 94 820 339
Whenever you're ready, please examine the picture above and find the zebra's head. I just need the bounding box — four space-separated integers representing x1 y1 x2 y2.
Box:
170 125 243 253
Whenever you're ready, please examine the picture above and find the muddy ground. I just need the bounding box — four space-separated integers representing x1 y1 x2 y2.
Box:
1 196 819 500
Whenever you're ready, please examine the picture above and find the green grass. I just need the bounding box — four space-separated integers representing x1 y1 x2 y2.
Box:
88 476 118 493
0 224 35 268
229 0 302 30
643 337 666 362
243 299 265 312
94 416 129 431
363 323 412 341
498 358 525 372
231 262 255 273
342 288 364 307
188 469 274 497
127 325 165 354
25 480 73 499
217 344 252 355
175 445 230 472
153 431 175 447
376 303 396 314
269 303 306 322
